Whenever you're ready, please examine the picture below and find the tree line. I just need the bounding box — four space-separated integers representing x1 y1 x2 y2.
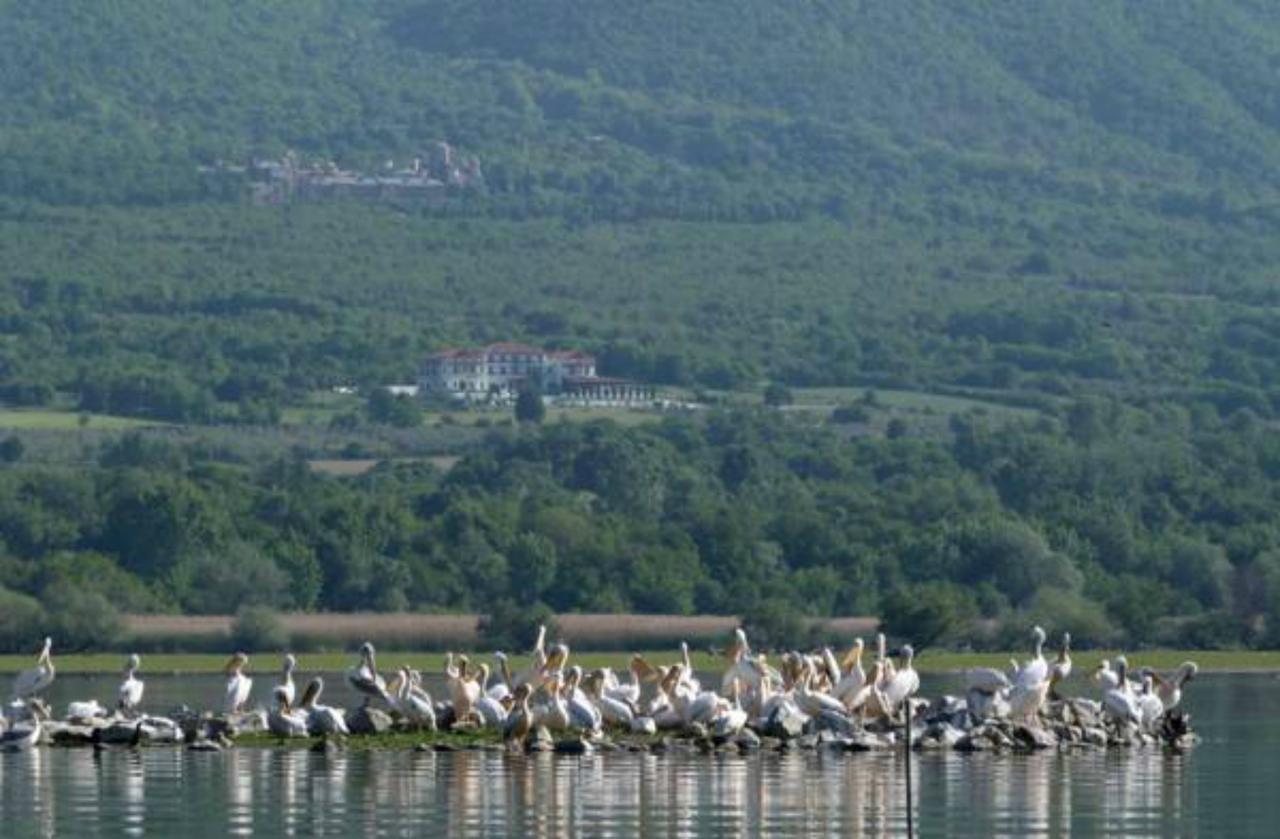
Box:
2 402 1279 651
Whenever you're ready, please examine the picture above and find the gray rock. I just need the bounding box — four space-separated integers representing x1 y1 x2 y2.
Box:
843 731 892 752
347 707 393 736
811 710 859 737
1011 725 1057 750
97 722 146 745
735 729 761 751
763 705 807 740
45 723 97 747
1081 727 1108 747
556 738 593 754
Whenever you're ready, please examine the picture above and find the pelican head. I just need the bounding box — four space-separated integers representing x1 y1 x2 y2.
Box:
841 637 864 671
225 652 249 675
545 643 569 671
359 642 376 660
125 653 141 673
38 637 52 663
1060 632 1071 651
1115 655 1129 681
899 644 915 666
1032 626 1046 645
300 676 323 708
1179 661 1199 684
283 653 297 673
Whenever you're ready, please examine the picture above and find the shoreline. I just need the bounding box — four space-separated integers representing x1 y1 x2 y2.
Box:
2 649 1275 677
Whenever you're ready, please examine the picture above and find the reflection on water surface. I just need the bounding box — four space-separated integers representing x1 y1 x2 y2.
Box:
1 673 1274 837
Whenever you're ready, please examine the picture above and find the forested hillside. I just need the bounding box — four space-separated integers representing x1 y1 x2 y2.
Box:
1 1 1279 648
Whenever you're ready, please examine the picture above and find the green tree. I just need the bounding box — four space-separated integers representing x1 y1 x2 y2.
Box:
0 435 23 463
763 382 793 407
367 389 422 428
880 582 978 648
515 388 546 424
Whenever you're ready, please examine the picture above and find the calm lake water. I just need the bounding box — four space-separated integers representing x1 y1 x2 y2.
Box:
2 672 1276 837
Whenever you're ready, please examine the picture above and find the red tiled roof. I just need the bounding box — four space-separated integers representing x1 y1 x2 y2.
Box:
548 349 595 361
483 342 543 355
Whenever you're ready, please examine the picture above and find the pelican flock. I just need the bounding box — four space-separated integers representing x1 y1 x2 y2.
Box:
0 627 1200 754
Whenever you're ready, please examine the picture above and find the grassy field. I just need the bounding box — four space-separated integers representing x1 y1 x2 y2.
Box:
2 649 1275 676
0 409 161 430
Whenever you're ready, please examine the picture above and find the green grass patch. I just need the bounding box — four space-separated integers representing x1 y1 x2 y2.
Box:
0 409 162 430
0 649 1271 675
791 387 1040 420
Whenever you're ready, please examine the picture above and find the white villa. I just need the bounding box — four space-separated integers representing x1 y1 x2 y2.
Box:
418 342 654 404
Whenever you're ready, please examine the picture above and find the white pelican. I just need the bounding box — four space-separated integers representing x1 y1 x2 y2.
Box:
862 660 895 721
1014 626 1048 688
965 667 1011 694
1136 675 1164 730
510 625 550 689
267 686 309 738
0 702 47 752
445 653 482 722
299 677 348 735
66 699 108 721
1102 656 1141 727
398 668 437 730
278 654 298 708
603 665 641 707
474 665 510 728
795 662 845 718
1051 633 1072 681
11 637 54 700
1093 659 1120 691
678 642 701 693
488 653 512 701
1009 669 1059 726
721 628 756 695
712 680 749 738
834 638 867 707
503 684 534 743
118 654 144 716
564 667 601 732
585 670 634 727
347 643 390 705
882 645 921 715
875 633 897 685
1151 661 1198 710
223 652 252 714
535 674 570 731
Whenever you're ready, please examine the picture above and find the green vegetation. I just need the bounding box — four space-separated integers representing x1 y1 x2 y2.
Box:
1 648 1275 676
0 3 1278 652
